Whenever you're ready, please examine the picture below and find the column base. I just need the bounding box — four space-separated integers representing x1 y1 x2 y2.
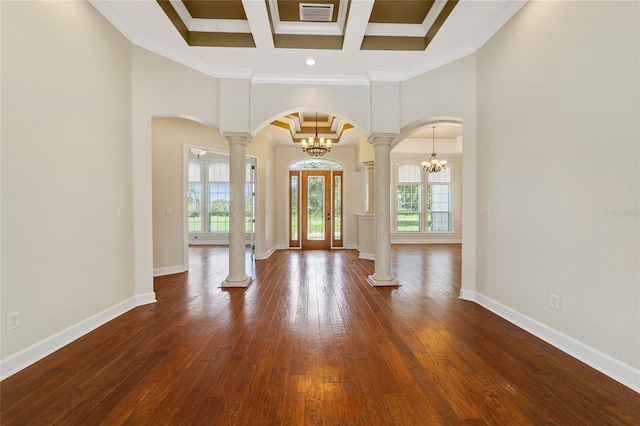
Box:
221 275 252 288
367 274 399 287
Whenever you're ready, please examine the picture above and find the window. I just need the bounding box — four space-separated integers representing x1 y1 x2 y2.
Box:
396 164 421 232
427 167 451 232
395 163 452 233
188 153 255 234
188 161 203 232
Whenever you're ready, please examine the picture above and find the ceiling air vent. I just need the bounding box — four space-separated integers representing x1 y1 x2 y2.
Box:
299 3 334 22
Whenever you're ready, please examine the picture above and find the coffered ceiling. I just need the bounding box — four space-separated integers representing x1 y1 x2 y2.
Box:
89 1 522 150
90 0 526 84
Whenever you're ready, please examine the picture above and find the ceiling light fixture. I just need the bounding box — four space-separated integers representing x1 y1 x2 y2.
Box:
301 112 331 157
190 148 207 158
421 126 447 173
306 58 316 66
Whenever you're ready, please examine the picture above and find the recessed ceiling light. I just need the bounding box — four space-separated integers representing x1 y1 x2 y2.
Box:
306 58 316 66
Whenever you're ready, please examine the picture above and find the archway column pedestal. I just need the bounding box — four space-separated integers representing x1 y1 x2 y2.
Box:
221 133 252 288
367 135 399 287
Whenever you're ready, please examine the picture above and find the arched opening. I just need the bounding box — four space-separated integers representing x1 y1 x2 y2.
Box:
390 120 463 243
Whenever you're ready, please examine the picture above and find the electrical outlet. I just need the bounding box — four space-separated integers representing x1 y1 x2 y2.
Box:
550 294 561 311
7 311 20 331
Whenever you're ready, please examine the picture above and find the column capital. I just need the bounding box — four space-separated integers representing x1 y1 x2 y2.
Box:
367 133 396 147
224 132 252 146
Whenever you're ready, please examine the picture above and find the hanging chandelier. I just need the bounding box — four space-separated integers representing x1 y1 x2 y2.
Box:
421 126 447 173
301 112 332 157
190 148 207 158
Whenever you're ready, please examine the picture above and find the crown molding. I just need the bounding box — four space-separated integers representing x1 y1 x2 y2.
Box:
251 73 371 86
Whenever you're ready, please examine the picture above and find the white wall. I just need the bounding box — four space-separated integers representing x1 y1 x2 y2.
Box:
1 1 134 360
476 0 639 382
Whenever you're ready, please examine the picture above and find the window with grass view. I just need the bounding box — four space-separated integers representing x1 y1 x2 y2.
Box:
395 163 451 233
188 154 254 234
397 164 422 231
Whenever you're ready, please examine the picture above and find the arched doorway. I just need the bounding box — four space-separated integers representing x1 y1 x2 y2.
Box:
289 159 343 249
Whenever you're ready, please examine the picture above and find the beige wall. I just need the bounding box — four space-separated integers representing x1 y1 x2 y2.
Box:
131 46 221 296
152 118 230 273
152 118 277 272
1 1 133 358
400 55 478 293
476 0 639 371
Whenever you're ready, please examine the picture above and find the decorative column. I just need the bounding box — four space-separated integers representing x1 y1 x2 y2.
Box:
363 161 375 214
221 133 252 288
367 135 399 287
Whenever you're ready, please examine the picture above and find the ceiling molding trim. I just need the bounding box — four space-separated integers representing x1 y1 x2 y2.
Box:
470 0 527 50
365 23 425 37
267 0 281 30
368 42 475 82
342 0 374 51
420 0 449 34
169 0 193 28
189 18 252 33
274 21 343 36
251 74 370 86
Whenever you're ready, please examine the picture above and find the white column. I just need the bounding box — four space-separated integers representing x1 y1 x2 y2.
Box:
221 133 252 287
367 135 399 287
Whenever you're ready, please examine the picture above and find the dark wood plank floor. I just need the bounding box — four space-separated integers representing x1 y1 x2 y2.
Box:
2 245 639 425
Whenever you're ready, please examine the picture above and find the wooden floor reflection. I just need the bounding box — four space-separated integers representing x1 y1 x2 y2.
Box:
2 245 639 425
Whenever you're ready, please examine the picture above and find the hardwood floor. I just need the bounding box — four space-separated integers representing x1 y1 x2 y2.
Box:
2 245 639 425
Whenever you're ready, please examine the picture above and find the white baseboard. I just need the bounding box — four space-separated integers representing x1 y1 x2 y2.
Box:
136 292 157 305
0 293 156 381
153 265 186 277
459 290 640 393
358 252 375 260
255 247 276 260
390 238 462 244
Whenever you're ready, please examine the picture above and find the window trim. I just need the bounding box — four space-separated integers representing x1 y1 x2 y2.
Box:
393 161 453 234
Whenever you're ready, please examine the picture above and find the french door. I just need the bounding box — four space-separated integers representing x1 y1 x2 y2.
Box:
289 170 343 249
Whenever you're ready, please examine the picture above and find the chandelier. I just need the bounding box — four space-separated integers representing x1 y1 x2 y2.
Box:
190 148 207 158
301 113 332 157
421 126 447 173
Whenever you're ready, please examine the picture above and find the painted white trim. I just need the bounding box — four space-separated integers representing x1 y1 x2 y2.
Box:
153 265 186 277
136 292 157 306
359 252 375 260
459 290 640 394
390 238 462 244
256 247 276 260
0 294 155 380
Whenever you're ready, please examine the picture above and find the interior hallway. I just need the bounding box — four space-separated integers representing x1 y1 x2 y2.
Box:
1 245 639 425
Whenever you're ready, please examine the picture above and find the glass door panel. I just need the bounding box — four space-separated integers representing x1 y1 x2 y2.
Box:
301 171 331 249
307 175 326 241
